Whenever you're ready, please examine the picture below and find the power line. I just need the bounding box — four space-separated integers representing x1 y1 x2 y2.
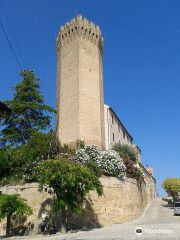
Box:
0 0 27 69
0 20 23 71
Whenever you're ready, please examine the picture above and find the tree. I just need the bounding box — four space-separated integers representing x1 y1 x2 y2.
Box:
113 143 137 161
0 132 56 181
22 131 59 182
0 146 12 178
23 131 59 162
162 178 180 202
0 132 75 183
9 145 27 172
34 159 103 233
22 132 76 182
0 194 32 235
1 69 55 146
0 145 27 181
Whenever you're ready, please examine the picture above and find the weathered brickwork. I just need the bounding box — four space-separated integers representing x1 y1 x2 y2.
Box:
55 15 105 150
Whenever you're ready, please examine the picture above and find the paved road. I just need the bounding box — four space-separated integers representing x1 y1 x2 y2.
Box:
3 199 180 240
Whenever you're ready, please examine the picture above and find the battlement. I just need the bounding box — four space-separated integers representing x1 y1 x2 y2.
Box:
145 166 153 176
56 15 103 55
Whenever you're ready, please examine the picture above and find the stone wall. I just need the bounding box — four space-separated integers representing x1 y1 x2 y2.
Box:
0 175 156 235
141 166 156 200
55 15 106 150
67 175 156 229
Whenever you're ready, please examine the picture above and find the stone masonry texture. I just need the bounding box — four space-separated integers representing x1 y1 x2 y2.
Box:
0 175 156 235
55 15 105 150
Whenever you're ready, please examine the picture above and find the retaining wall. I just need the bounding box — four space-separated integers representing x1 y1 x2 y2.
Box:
0 175 156 234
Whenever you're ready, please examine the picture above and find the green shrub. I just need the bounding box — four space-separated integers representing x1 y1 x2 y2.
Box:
113 143 137 161
138 162 143 168
77 140 85 149
0 174 24 187
84 161 102 177
134 168 141 180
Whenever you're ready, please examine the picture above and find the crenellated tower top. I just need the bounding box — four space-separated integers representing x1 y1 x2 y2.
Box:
56 15 104 55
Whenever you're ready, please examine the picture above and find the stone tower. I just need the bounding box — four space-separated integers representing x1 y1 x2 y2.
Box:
55 15 105 150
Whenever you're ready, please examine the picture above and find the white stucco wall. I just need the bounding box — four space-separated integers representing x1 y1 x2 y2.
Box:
104 104 133 150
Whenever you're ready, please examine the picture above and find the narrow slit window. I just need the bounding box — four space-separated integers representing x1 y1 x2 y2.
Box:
111 115 114 124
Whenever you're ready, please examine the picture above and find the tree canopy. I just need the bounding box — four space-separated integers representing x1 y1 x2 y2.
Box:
34 159 103 232
0 194 32 235
0 132 56 180
1 69 55 146
0 131 76 184
162 178 180 200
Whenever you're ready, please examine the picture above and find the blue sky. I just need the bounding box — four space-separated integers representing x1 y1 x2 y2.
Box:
1 0 180 197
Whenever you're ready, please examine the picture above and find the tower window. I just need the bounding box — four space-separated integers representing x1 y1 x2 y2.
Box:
123 131 125 139
113 133 115 141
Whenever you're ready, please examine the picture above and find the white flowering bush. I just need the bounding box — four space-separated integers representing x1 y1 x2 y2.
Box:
76 149 89 163
84 145 100 161
76 144 100 163
76 145 126 179
97 150 126 179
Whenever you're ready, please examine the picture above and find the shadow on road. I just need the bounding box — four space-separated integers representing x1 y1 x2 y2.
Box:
161 203 174 209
